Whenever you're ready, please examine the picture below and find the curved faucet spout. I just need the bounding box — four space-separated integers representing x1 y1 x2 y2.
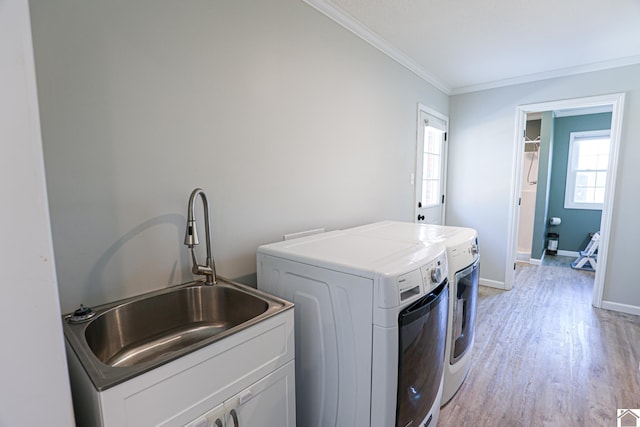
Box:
184 188 217 285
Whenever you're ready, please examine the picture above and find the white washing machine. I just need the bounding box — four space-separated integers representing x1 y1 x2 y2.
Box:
257 230 449 427
346 221 480 405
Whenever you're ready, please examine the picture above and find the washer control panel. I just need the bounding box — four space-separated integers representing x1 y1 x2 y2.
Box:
419 251 448 293
430 267 442 284
378 246 448 308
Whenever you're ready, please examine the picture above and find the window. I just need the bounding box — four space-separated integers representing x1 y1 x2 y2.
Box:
421 125 444 207
564 130 610 210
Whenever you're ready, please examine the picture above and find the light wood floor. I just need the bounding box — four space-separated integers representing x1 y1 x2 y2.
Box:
439 262 640 426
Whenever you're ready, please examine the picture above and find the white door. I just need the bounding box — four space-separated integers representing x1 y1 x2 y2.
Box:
415 107 448 225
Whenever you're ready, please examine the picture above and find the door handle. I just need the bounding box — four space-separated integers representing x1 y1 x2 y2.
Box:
417 214 425 221
230 409 239 427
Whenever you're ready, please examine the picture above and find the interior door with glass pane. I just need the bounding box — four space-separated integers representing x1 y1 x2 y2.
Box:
415 109 448 225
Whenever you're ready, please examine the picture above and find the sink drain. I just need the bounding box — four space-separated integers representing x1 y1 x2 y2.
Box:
67 304 96 323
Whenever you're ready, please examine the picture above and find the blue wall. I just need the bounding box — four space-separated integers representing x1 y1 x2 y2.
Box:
547 112 612 252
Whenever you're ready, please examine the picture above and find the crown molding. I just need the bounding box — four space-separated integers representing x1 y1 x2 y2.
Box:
303 0 452 95
451 55 640 95
303 0 640 97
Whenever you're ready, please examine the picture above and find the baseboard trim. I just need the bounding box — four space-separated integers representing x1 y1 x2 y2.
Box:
557 250 580 257
601 301 640 316
480 277 506 290
528 258 542 266
516 251 530 262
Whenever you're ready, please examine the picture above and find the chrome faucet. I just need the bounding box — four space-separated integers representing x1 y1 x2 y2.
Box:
184 188 217 285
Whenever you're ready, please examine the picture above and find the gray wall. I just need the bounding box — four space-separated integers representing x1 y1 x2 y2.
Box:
30 0 449 313
448 64 640 307
548 113 611 252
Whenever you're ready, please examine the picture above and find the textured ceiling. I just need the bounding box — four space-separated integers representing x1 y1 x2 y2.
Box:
308 0 640 93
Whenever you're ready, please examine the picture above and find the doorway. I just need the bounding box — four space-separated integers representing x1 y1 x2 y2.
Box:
415 104 448 225
516 114 542 264
505 93 625 309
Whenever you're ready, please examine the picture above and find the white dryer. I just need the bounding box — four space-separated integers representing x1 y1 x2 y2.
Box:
257 230 449 427
346 221 480 405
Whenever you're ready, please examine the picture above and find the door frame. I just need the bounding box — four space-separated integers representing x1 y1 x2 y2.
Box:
415 103 449 224
505 93 625 308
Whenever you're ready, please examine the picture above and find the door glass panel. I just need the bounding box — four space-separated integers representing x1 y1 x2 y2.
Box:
424 128 441 155
452 260 479 363
421 179 439 206
420 126 443 207
423 154 440 179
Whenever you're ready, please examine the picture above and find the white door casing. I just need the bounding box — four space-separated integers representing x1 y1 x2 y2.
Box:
506 93 625 306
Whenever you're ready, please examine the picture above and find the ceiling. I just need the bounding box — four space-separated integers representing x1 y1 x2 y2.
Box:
304 0 640 94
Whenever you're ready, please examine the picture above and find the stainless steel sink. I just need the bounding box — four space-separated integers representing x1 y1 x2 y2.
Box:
63 279 293 390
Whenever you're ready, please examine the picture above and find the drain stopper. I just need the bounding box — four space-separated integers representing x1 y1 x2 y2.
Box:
68 304 96 323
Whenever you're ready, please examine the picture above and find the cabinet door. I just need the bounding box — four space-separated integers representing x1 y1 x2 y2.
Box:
184 403 226 427
224 361 295 427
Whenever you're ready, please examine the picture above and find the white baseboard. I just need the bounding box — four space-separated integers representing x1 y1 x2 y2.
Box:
515 252 542 265
557 250 580 257
479 277 506 290
601 301 640 316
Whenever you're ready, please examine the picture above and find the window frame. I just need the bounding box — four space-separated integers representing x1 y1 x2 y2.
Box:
564 129 611 210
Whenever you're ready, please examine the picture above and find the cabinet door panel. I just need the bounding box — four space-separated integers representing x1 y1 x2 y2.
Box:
184 403 225 427
225 361 295 427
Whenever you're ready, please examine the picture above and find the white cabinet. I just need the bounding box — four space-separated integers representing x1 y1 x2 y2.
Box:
184 403 224 427
223 361 295 427
67 309 295 427
188 361 295 427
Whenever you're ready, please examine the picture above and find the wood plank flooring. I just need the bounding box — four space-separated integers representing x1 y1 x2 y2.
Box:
438 262 640 426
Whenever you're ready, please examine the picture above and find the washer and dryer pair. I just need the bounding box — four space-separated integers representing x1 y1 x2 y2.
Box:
347 221 480 405
257 221 479 427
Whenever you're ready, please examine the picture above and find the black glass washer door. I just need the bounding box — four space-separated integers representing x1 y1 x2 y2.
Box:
451 258 480 363
395 281 448 427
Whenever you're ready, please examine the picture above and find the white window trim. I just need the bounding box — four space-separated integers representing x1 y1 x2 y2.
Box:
564 129 611 210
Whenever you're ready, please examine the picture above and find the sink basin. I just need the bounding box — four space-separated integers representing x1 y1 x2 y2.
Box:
85 285 270 368
63 279 293 390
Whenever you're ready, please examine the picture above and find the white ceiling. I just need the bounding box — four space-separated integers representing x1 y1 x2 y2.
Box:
304 0 640 94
